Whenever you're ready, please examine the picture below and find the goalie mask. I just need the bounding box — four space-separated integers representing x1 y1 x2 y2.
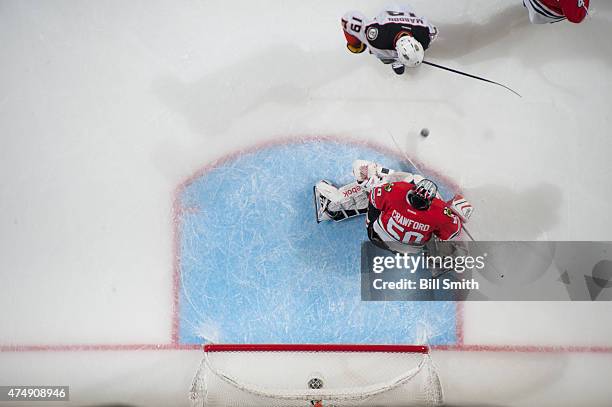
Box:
407 178 438 210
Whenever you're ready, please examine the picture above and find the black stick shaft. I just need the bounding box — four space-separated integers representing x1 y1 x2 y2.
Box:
422 60 522 98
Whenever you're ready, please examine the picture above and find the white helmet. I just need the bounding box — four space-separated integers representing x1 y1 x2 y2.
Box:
395 35 424 68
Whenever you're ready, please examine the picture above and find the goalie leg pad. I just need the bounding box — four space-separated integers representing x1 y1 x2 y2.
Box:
314 180 368 223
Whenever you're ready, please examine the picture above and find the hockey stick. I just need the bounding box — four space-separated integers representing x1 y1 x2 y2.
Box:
388 131 476 242
461 225 476 242
422 60 522 98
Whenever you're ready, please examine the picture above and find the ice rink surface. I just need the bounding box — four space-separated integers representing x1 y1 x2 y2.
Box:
177 139 459 346
1 0 612 405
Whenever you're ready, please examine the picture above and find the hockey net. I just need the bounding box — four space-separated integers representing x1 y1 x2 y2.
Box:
189 344 443 407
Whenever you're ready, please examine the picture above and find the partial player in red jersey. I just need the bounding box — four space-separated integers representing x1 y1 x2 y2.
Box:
524 0 589 24
367 179 462 253
313 160 473 254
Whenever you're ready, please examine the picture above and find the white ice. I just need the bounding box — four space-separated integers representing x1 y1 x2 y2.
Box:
1 0 612 406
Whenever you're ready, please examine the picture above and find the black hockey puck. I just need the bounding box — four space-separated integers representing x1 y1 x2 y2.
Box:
420 128 429 137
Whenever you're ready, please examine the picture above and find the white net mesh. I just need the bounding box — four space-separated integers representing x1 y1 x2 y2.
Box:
189 345 443 407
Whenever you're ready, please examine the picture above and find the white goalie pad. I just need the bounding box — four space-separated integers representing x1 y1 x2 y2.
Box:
313 180 369 223
314 159 457 224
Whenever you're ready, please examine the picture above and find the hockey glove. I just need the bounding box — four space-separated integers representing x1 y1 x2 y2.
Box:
347 42 366 54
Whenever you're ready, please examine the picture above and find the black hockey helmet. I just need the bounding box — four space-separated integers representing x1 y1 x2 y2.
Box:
407 178 438 210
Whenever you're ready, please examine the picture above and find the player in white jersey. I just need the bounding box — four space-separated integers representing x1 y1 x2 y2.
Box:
523 0 589 24
341 5 438 75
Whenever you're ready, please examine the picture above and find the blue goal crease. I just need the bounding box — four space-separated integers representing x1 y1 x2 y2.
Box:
177 139 458 345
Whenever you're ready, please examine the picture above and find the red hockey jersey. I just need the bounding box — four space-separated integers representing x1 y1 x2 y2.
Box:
369 181 461 245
